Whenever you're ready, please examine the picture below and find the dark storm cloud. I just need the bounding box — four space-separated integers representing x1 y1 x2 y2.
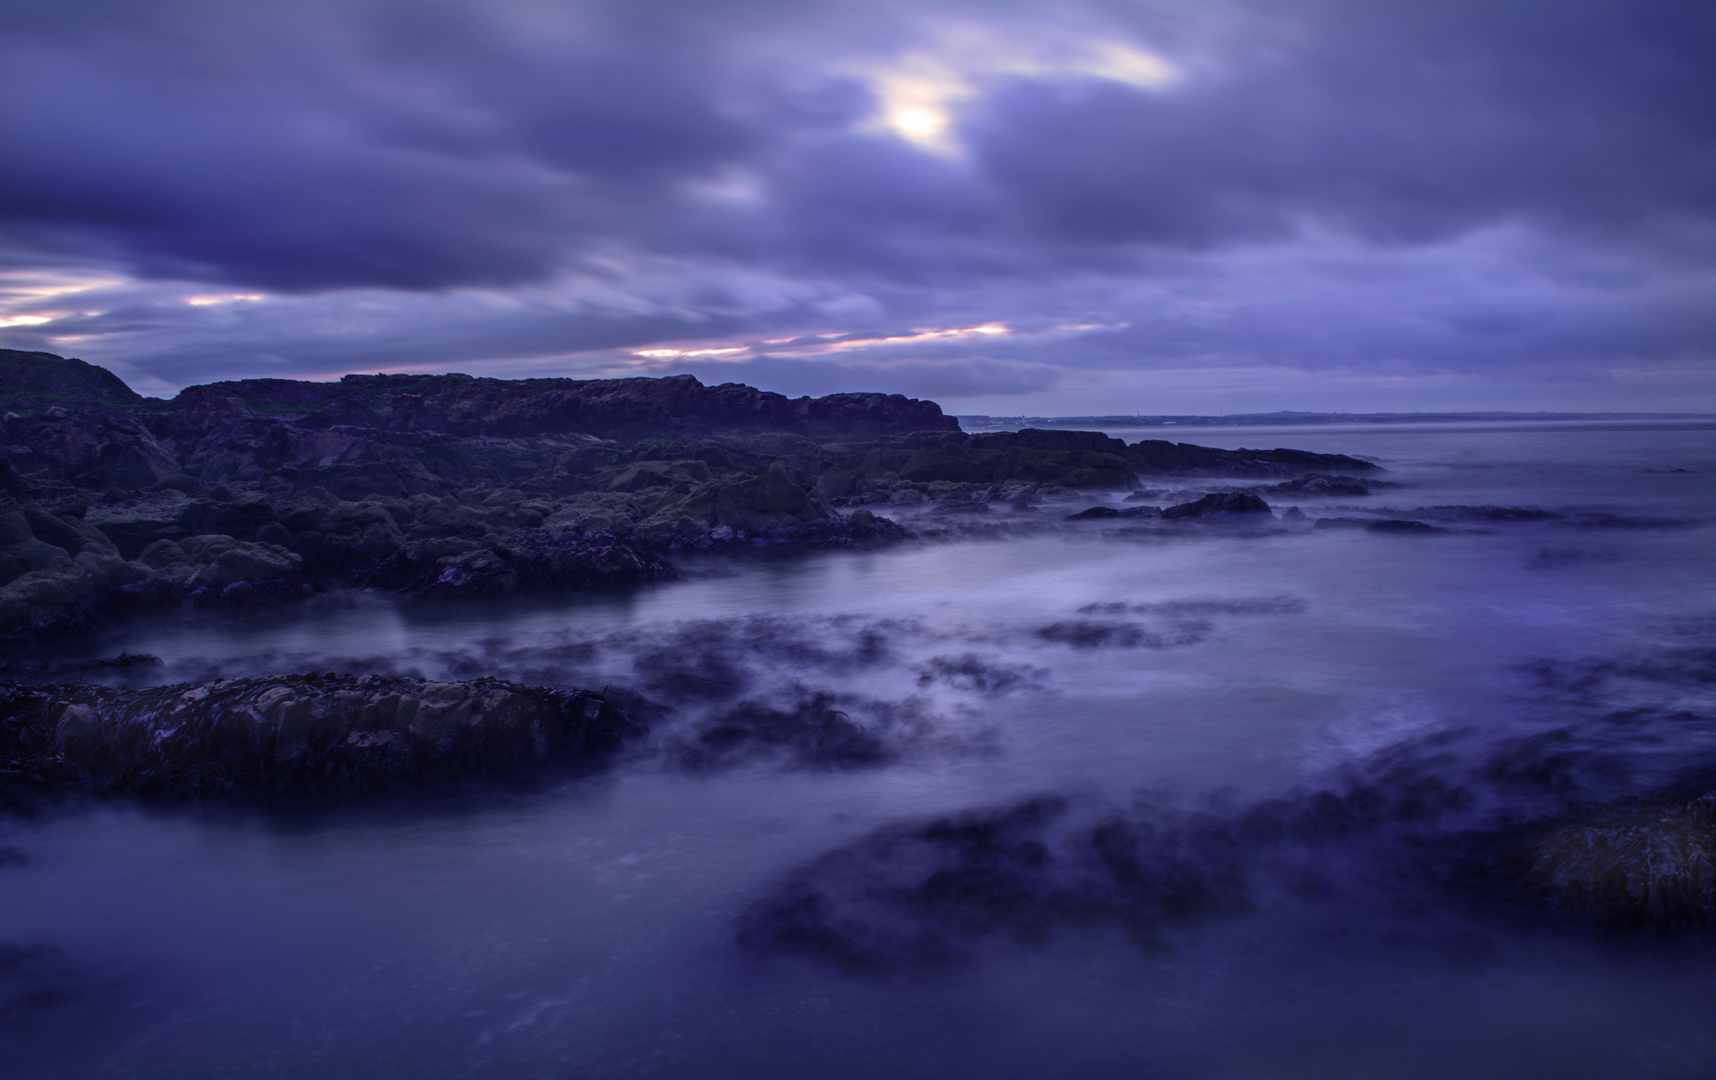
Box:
969 3 1716 252
0 1 1710 410
0 4 762 291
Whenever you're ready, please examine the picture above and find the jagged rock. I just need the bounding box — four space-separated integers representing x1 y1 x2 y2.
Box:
0 673 640 798
7 407 181 490
1161 492 1273 520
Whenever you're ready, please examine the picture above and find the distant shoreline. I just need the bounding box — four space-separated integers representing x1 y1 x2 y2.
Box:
959 411 1716 431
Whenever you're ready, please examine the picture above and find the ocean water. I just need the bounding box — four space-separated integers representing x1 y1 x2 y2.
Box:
3 420 1714 1079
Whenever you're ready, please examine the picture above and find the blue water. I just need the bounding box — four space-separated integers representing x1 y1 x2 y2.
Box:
3 421 1714 1078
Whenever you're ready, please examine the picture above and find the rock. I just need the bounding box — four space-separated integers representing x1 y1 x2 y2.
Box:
635 462 836 540
22 506 116 557
0 511 72 588
932 488 991 514
1161 492 1273 520
1515 789 1715 930
175 368 958 441
72 551 146 589
1311 517 1373 530
83 492 193 558
1365 519 1446 534
0 560 96 636
0 674 640 799
0 351 1389 629
1067 502 1167 520
365 528 674 598
1263 473 1373 497
132 534 302 592
1128 440 1380 478
0 349 143 414
8 407 181 490
674 691 894 771
602 459 712 492
0 457 24 496
429 548 517 594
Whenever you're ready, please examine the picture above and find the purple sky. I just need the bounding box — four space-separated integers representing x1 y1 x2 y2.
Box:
1 2 1711 414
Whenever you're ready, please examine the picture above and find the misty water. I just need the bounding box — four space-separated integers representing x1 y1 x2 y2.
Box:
5 420 1715 1079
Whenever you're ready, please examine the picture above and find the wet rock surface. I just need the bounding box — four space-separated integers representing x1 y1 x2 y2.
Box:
0 674 638 799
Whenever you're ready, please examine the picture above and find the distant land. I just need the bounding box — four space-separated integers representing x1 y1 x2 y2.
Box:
958 410 1716 431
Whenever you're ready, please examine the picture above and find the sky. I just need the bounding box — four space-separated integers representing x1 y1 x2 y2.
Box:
1 1 1711 415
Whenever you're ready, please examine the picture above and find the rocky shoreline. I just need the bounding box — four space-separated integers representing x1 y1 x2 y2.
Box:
2 349 1378 636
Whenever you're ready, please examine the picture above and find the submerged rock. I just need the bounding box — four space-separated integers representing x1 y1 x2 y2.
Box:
0 674 639 799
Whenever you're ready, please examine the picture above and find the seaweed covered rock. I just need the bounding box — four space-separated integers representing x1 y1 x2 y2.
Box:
0 674 639 799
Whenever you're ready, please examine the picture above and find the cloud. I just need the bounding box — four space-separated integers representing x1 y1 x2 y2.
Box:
0 1 1710 412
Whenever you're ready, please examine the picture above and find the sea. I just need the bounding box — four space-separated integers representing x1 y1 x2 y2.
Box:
4 419 1714 1079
